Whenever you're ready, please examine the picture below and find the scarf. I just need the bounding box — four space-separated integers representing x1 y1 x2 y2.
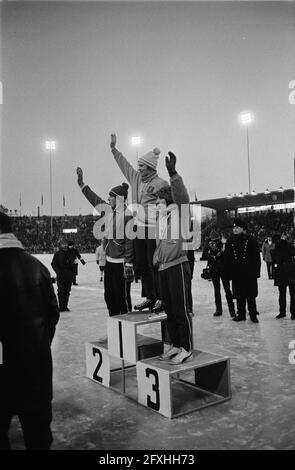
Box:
140 169 158 183
0 233 24 250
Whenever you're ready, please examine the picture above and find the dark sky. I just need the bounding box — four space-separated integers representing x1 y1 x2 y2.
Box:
1 0 295 215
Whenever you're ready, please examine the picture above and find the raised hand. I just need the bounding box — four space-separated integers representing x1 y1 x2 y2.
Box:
165 151 177 177
110 133 117 149
76 167 84 187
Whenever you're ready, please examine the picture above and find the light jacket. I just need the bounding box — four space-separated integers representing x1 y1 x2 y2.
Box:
95 245 106 267
262 240 275 263
112 148 168 227
153 173 190 271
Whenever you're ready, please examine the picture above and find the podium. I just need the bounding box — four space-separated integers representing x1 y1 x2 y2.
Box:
137 350 231 418
85 312 231 418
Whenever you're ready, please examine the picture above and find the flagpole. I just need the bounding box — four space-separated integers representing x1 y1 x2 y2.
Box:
19 193 22 217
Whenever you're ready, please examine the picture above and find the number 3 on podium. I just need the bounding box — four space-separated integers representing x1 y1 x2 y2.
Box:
137 363 172 417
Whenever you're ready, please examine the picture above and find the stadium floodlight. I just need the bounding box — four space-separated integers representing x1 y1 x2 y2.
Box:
251 190 256 196
240 112 252 125
131 136 142 146
238 192 243 197
45 140 56 151
131 135 142 160
264 188 270 194
278 186 284 192
240 111 253 194
44 139 56 240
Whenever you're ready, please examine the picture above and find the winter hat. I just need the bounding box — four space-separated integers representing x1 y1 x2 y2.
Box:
233 218 247 230
109 182 129 199
138 147 161 170
156 185 173 204
209 230 220 241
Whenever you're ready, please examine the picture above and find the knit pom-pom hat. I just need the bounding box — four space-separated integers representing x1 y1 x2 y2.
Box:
138 147 160 170
109 182 129 199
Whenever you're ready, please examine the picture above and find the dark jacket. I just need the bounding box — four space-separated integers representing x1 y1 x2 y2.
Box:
224 233 261 280
272 240 295 287
207 241 226 276
81 185 134 264
0 241 59 414
51 248 77 282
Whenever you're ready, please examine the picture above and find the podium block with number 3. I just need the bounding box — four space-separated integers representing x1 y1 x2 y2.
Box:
137 361 172 417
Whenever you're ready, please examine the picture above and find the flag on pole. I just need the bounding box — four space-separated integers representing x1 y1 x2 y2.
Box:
19 193 22 216
41 193 44 207
194 193 198 202
63 193 65 208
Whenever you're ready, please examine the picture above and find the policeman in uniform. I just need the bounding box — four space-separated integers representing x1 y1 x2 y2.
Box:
223 218 261 323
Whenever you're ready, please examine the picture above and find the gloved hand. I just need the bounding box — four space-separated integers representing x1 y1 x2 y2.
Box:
110 133 117 150
165 151 177 177
81 258 86 265
124 264 134 283
76 167 84 188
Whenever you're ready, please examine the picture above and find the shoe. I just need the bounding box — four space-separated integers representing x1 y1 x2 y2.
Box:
232 316 246 322
276 313 286 319
213 311 222 317
148 311 167 320
134 299 155 311
151 299 163 313
250 316 259 323
168 348 193 365
159 345 181 361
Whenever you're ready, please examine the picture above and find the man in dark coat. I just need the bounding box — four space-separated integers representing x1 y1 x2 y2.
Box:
67 241 86 286
272 234 295 320
207 231 236 318
0 212 59 450
51 239 76 312
224 218 261 323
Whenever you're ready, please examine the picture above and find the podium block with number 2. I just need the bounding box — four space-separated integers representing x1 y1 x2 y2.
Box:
85 341 111 387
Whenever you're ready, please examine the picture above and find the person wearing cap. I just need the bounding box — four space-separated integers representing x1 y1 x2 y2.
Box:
223 218 261 323
67 241 86 286
0 212 59 449
51 238 77 312
207 231 236 318
152 152 193 365
110 133 168 312
76 168 134 316
261 236 275 280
